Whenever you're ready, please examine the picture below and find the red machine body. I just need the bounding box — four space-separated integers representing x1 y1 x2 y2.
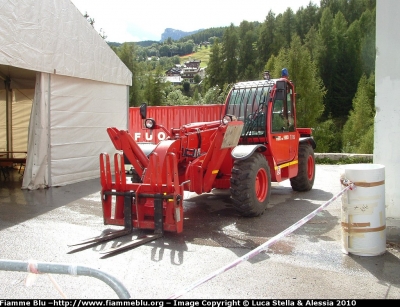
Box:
101 120 243 234
69 75 316 257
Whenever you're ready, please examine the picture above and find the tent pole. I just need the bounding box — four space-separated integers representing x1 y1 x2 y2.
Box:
4 78 12 157
47 74 52 187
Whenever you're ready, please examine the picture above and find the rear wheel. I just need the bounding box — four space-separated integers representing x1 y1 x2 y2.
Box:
290 143 315 191
230 153 271 217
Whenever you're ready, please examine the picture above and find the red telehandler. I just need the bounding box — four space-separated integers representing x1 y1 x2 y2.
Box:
69 71 316 257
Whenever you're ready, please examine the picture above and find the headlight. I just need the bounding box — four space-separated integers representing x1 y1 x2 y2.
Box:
222 114 237 125
144 118 156 129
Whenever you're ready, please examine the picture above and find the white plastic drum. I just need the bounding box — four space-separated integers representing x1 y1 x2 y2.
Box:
341 164 386 256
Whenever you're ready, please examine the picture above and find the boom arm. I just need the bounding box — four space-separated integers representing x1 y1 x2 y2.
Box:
106 127 149 179
185 120 243 194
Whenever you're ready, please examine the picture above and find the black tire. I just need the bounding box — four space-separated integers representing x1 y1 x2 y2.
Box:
290 143 315 191
131 170 141 183
230 153 271 217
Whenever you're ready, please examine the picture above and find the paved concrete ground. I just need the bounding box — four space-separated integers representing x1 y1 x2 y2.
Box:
0 165 399 299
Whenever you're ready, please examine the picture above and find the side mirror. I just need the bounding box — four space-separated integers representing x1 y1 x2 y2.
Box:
275 81 286 100
140 103 147 119
275 90 285 101
276 80 285 90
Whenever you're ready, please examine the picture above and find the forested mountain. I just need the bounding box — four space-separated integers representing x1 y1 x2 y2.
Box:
110 0 376 154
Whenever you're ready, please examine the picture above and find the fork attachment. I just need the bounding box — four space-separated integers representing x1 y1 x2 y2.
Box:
67 190 136 254
68 140 184 257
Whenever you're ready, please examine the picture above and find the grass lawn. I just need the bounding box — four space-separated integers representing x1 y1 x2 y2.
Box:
180 45 211 68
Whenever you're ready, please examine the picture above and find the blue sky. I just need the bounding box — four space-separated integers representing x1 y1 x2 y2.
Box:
71 0 317 43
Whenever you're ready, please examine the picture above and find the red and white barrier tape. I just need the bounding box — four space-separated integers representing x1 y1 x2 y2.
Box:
168 181 355 299
25 259 68 298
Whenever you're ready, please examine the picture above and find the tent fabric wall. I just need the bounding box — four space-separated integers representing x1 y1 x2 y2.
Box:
0 85 33 157
0 90 6 151
11 89 34 155
1 0 132 190
22 73 128 190
22 73 50 190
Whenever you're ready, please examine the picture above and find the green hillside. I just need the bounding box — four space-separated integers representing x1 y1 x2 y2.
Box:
180 46 210 68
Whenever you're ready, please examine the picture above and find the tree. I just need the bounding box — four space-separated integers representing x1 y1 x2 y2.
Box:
143 73 154 106
288 35 325 128
165 90 192 105
295 2 320 40
159 45 170 57
318 7 338 119
193 87 202 104
312 117 342 153
221 24 238 84
203 86 220 104
266 34 325 129
182 81 190 93
278 8 297 49
330 11 352 119
237 21 257 81
342 73 375 153
204 39 223 90
331 12 365 121
193 74 201 84
304 26 325 63
257 10 276 71
183 40 195 55
359 8 376 76
172 55 181 64
117 43 142 106
152 65 165 106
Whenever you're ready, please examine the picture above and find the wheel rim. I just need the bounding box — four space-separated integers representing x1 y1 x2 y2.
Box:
255 167 268 202
307 155 314 180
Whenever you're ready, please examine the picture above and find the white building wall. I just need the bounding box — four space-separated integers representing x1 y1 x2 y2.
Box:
375 0 400 218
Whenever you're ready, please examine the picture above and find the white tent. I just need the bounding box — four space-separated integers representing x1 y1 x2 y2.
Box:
0 0 132 189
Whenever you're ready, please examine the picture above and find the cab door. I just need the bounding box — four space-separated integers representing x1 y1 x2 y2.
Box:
270 80 296 165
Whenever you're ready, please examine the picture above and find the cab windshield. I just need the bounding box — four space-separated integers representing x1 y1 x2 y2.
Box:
225 81 272 137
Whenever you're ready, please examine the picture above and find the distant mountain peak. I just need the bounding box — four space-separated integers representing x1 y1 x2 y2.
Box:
161 28 203 42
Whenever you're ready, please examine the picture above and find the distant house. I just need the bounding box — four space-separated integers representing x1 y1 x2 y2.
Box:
165 67 182 76
164 76 182 85
164 60 204 84
181 66 202 83
184 59 201 69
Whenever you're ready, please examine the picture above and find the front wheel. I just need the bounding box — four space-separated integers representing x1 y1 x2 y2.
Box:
230 153 271 217
290 143 315 191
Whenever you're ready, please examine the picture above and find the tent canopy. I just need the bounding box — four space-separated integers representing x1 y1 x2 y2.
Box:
0 0 132 189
